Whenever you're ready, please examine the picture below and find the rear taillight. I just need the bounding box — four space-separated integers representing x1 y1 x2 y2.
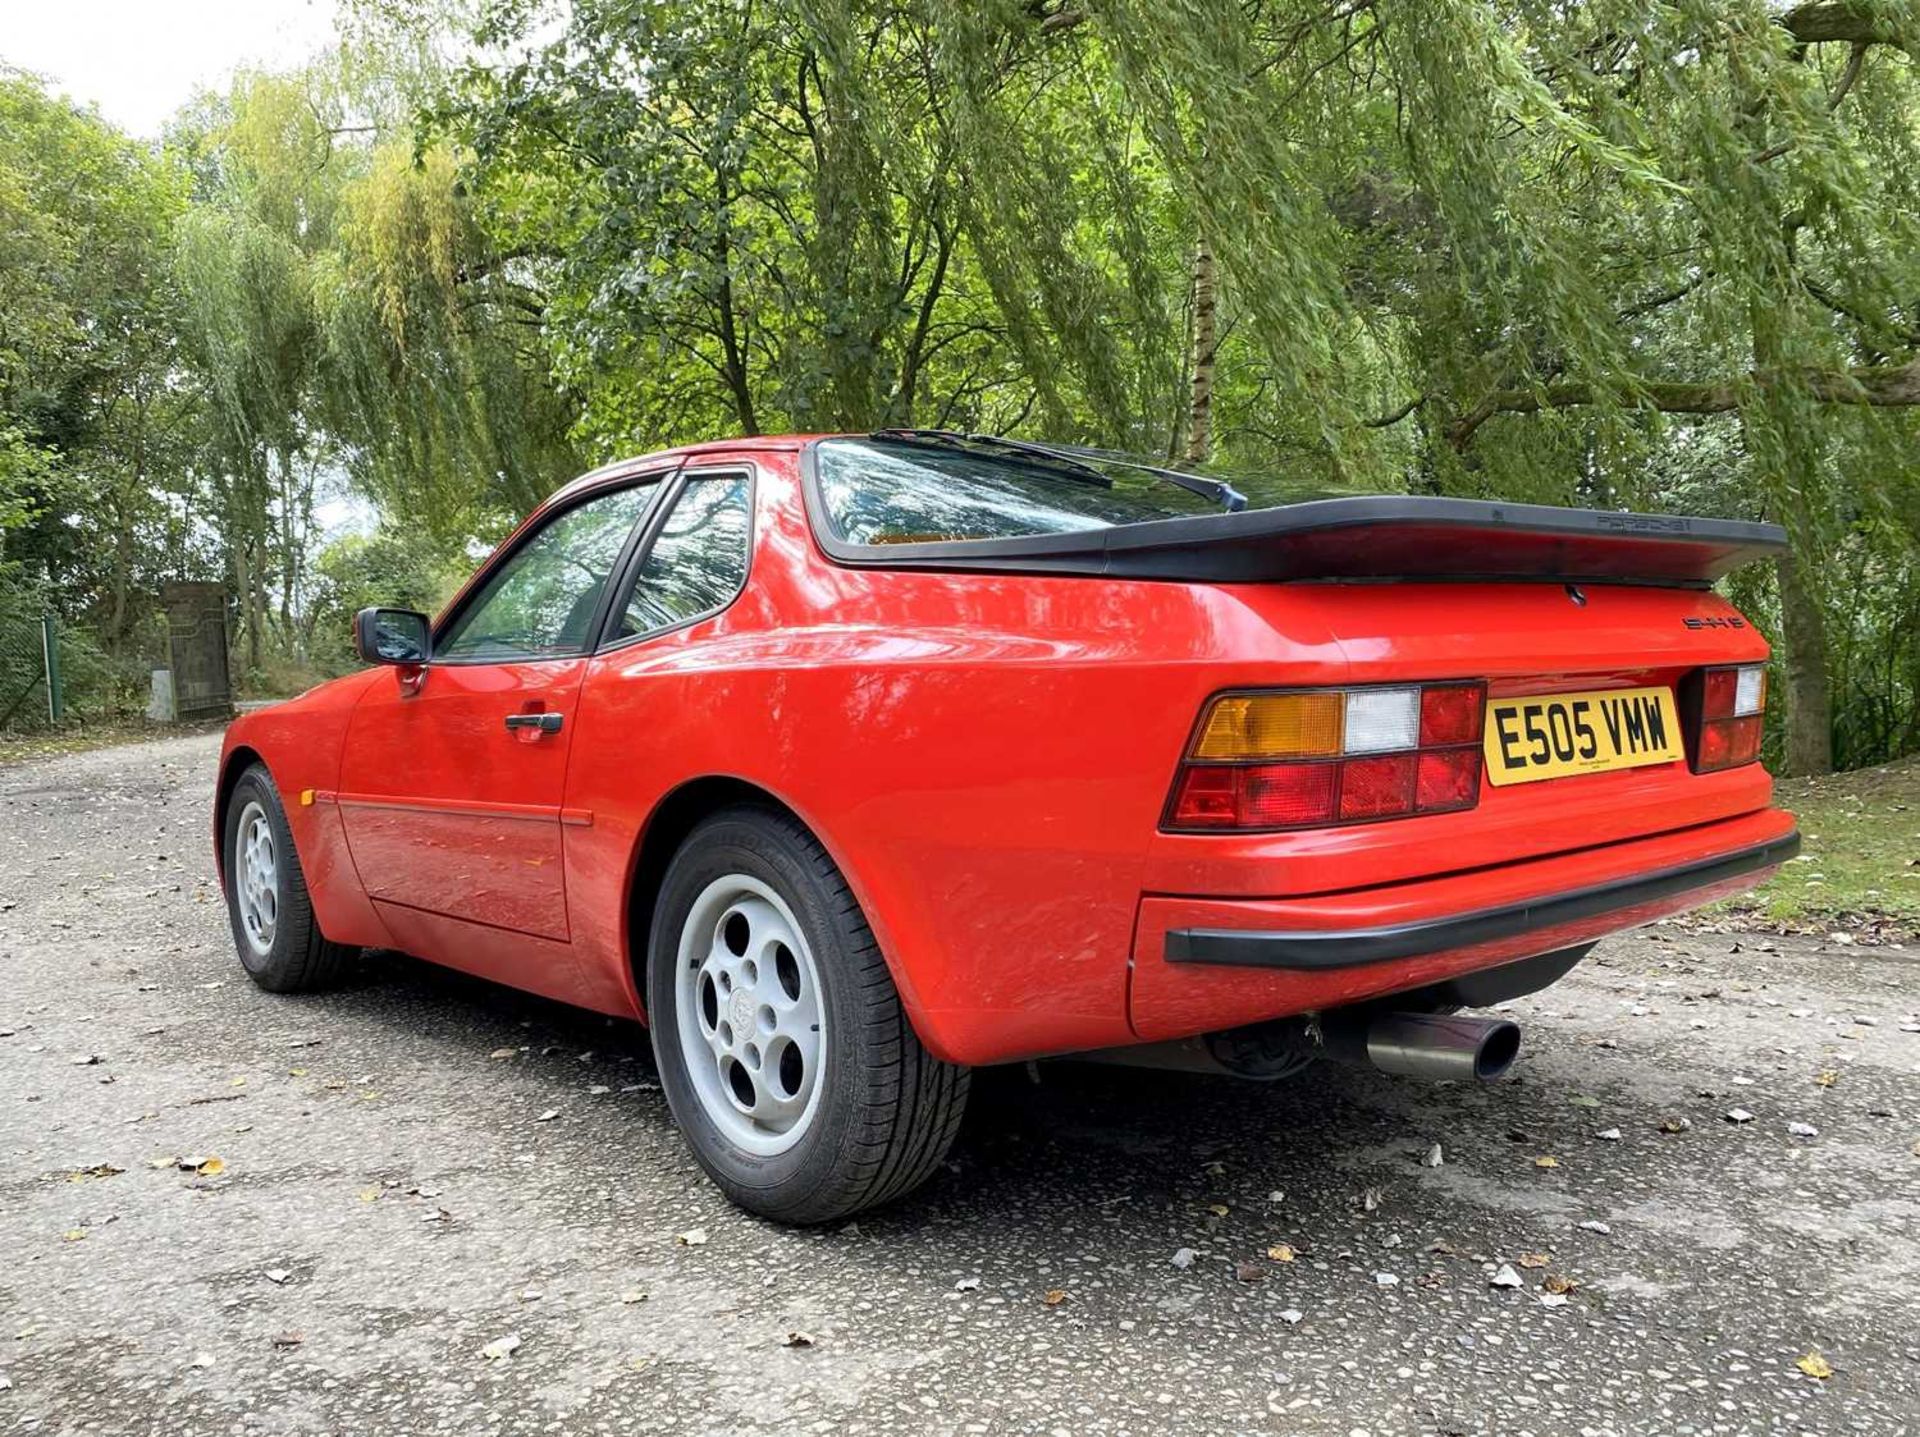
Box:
1687 663 1767 773
1165 683 1485 832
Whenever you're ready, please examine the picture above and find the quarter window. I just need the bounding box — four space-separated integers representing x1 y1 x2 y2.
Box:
438 482 658 660
617 473 753 639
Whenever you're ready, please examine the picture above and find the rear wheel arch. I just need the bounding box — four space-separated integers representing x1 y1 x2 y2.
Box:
623 778 925 1031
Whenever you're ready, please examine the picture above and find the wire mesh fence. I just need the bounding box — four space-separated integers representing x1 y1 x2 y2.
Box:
0 580 186 735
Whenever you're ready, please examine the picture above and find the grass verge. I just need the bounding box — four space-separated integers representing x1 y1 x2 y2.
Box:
1717 756 1920 939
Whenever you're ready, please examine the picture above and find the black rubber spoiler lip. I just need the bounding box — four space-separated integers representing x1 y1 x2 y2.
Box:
799 447 1787 587
1164 829 1800 971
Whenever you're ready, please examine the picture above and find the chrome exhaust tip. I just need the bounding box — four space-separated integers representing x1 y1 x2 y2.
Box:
1361 1012 1521 1082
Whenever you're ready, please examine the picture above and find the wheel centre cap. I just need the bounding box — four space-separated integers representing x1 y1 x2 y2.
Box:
729 987 755 1032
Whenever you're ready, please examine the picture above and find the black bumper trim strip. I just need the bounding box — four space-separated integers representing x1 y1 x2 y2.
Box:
1164 829 1801 971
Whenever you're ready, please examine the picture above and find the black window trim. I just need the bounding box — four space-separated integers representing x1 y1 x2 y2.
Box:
592 462 758 655
429 463 681 667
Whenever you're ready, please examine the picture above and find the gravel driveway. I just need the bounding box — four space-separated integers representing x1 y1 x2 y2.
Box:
2 731 1917 1436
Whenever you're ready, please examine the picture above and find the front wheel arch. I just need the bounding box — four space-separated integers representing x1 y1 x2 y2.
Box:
213 744 267 885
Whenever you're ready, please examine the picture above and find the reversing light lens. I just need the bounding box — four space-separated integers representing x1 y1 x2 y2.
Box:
1342 688 1420 753
1734 666 1766 717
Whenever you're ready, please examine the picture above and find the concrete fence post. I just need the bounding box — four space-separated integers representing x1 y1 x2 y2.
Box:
41 613 63 725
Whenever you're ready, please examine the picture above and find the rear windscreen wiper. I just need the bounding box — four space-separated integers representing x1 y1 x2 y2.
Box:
872 429 1247 512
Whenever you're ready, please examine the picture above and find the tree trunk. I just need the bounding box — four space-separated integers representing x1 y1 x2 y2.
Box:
1775 547 1833 775
1184 241 1217 465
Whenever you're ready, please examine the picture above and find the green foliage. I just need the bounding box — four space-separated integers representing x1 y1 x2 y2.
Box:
307 526 466 666
4 4 1919 769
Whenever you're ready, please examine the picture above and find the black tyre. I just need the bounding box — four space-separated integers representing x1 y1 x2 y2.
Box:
647 805 970 1224
221 764 356 993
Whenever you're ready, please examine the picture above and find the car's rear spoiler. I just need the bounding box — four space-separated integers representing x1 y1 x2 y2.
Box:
812 495 1788 588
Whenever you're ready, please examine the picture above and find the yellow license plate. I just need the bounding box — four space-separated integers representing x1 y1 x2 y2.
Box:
1483 686 1683 787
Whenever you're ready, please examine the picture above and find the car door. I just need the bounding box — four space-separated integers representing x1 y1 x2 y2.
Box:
337 474 667 941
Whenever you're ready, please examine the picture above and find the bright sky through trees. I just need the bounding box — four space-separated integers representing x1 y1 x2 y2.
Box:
4 0 340 136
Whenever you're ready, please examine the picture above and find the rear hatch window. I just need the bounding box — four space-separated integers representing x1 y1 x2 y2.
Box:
812 434 1232 544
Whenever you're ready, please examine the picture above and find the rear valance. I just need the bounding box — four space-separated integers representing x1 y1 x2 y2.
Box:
810 494 1787 588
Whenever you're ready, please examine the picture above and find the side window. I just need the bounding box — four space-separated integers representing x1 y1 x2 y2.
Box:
616 473 753 639
438 482 658 660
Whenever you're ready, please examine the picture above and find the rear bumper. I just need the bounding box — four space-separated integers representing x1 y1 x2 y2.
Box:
1128 806 1797 1042
1167 829 1799 970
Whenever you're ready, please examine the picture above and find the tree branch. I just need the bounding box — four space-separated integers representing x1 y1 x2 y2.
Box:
1447 359 1920 449
1779 3 1913 54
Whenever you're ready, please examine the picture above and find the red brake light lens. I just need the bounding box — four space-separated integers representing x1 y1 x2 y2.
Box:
1690 664 1768 774
1415 747 1482 812
1338 753 1417 820
1166 682 1485 832
1419 684 1484 746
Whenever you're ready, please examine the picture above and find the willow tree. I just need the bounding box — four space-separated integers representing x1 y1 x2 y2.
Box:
315 140 583 539
437 0 1191 450
1078 0 1920 773
426 0 1919 770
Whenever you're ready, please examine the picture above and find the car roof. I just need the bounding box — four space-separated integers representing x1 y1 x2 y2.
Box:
547 434 823 506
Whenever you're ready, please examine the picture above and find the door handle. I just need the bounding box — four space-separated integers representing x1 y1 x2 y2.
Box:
505 712 563 735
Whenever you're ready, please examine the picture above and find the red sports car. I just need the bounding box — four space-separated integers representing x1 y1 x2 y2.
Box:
215 431 1797 1221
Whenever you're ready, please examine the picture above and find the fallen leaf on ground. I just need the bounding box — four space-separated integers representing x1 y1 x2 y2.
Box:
1170 1248 1196 1270
1787 1122 1819 1138
1796 1350 1833 1380
1657 1115 1692 1134
264 1268 291 1284
620 1289 648 1304
783 1331 815 1347
675 1228 708 1247
1725 1108 1755 1124
1042 1288 1068 1305
1539 1293 1570 1308
1517 1252 1549 1269
1544 1273 1577 1294
1814 1069 1839 1087
357 1187 380 1203
953 1276 981 1291
1533 1156 1560 1169
480 1334 521 1361
1278 1308 1304 1324
62 1228 87 1242
1268 1244 1295 1262
1420 1144 1444 1167
1206 1203 1229 1218
194 1157 225 1177
534 1109 559 1123
269 1331 302 1349
489 1048 517 1060
1597 1127 1622 1142
1234 1261 1267 1283
1489 1265 1523 1289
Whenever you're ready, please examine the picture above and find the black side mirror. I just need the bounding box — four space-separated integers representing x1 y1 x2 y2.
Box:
354 607 432 666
